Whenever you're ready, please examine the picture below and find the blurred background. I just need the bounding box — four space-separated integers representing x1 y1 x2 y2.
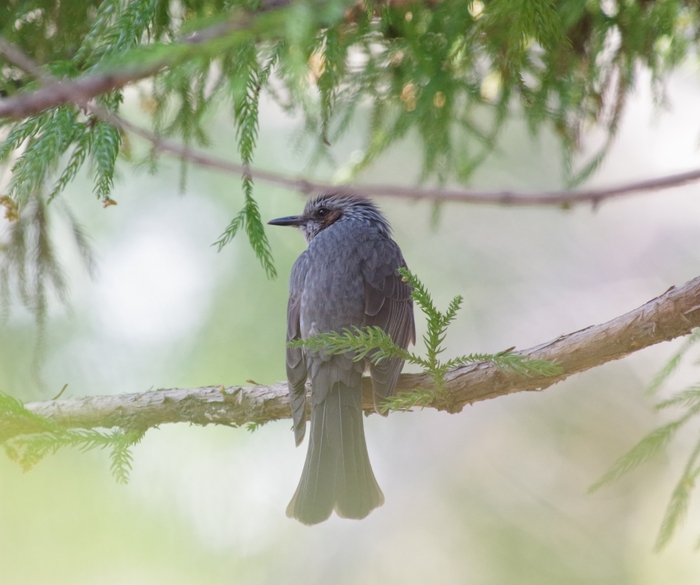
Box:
2 63 700 583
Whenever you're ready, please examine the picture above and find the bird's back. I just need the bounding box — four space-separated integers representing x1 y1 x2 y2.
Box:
300 219 380 337
277 194 414 525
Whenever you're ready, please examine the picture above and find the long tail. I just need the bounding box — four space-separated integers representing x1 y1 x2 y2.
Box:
286 381 384 525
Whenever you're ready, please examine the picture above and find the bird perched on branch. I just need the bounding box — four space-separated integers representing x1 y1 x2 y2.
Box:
268 192 415 525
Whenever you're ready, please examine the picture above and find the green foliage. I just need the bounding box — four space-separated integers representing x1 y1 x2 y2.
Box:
213 42 278 277
214 190 276 277
6 107 78 205
0 193 68 326
591 328 700 550
0 392 145 483
655 439 700 552
245 420 264 433
91 121 121 201
0 0 697 279
0 193 94 329
380 387 439 413
0 390 59 434
290 268 562 412
0 0 696 312
48 122 96 202
108 428 145 484
589 416 695 493
0 0 172 210
293 325 412 365
647 329 700 396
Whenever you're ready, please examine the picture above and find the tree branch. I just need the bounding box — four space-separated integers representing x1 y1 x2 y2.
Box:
6 275 699 441
2 39 700 208
0 1 291 119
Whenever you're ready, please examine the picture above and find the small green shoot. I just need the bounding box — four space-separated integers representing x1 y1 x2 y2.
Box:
289 268 562 412
0 392 145 483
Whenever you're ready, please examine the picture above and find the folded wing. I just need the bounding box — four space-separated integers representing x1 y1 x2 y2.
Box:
286 252 310 445
362 238 416 411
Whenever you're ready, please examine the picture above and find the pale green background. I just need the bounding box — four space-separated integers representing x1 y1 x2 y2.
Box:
2 67 700 583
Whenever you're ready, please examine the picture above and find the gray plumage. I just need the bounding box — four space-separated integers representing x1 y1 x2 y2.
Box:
268 192 415 525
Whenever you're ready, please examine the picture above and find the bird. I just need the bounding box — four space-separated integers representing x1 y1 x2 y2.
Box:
268 191 415 525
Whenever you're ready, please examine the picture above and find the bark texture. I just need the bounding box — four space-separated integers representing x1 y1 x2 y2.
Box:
9 276 700 440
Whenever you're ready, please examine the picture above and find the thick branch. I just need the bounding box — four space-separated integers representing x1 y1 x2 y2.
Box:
9 275 700 440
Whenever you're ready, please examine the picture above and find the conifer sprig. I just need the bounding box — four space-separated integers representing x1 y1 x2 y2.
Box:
0 392 146 483
590 328 700 550
1 0 695 200
1 0 697 299
214 43 277 277
654 438 700 552
289 268 562 411
646 328 700 396
0 194 95 331
589 415 696 494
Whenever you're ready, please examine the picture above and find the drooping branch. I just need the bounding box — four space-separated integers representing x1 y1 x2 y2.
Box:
0 1 291 119
7 275 700 442
2 39 700 208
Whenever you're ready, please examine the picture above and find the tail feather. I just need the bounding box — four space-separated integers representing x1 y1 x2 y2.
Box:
286 382 384 525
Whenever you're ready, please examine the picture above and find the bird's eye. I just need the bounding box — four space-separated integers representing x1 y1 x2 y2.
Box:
316 207 329 218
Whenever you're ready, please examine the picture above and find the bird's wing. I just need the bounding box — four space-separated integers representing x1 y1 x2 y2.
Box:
361 237 416 409
287 251 310 446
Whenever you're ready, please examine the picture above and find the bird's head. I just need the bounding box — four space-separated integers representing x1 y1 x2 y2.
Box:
268 192 390 243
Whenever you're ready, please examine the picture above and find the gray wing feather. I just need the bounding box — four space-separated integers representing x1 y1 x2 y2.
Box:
287 252 310 446
361 238 416 411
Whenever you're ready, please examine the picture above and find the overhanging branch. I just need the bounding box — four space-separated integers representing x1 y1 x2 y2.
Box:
8 275 700 441
0 0 291 119
2 40 700 207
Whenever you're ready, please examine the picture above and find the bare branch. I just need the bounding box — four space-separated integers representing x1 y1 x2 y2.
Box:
6 275 699 441
82 119 700 207
86 116 700 206
354 169 700 207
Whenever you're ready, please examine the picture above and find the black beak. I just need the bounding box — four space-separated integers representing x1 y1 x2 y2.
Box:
268 215 305 227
